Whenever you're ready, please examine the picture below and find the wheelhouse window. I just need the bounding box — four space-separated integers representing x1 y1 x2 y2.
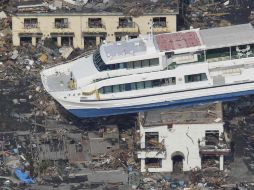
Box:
185 73 208 83
126 58 159 69
93 49 107 71
99 77 176 94
93 54 159 72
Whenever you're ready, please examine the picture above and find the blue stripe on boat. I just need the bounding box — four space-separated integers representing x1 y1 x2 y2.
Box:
69 89 254 118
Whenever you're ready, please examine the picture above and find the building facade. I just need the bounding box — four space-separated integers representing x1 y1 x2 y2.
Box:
137 103 231 173
12 13 177 49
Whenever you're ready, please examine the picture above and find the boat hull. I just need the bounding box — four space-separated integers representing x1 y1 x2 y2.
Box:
68 88 254 118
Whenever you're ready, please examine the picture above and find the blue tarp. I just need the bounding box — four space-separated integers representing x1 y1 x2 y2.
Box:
15 168 34 184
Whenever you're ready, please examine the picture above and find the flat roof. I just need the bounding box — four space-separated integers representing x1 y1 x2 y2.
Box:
140 103 223 127
199 23 254 50
103 39 146 58
155 31 201 52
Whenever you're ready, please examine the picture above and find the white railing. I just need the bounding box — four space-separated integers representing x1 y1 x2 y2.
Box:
44 49 95 69
24 23 39 29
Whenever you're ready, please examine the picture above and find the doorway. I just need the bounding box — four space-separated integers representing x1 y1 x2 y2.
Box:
171 151 184 173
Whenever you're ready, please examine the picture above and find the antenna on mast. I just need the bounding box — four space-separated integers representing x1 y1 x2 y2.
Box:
148 19 154 40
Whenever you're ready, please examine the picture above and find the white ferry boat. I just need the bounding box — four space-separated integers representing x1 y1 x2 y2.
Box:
41 23 254 118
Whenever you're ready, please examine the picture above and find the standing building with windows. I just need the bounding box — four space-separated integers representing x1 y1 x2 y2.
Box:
136 103 231 173
12 1 178 49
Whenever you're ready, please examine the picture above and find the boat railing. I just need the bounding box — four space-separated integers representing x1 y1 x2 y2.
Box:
43 49 96 70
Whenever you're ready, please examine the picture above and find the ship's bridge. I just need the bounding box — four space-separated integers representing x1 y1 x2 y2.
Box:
100 36 159 65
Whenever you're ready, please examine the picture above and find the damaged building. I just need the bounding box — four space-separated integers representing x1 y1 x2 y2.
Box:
137 103 231 173
12 0 178 49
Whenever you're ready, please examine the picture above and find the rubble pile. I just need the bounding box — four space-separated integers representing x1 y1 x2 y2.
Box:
111 0 179 16
0 6 91 131
224 96 254 174
30 0 179 16
96 149 133 170
0 41 64 130
183 0 253 29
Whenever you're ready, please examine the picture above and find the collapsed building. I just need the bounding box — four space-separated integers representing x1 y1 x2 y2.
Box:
12 0 179 49
137 103 231 173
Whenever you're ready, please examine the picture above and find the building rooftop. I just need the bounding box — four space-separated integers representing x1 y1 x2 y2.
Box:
199 23 254 50
140 103 223 127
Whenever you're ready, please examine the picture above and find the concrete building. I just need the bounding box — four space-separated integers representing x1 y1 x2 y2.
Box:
12 1 178 49
137 103 231 173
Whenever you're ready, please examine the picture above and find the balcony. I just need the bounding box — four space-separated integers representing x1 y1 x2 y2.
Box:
116 21 139 33
21 23 40 34
153 22 171 33
136 141 166 159
199 144 231 155
24 23 39 29
88 21 105 29
54 22 69 29
83 21 106 33
153 21 167 28
137 150 166 159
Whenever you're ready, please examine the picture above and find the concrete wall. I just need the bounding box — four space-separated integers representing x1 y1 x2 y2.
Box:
139 123 224 173
12 14 177 48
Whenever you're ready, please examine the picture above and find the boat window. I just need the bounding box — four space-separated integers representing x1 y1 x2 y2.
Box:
131 83 137 90
119 63 126 69
136 81 145 89
144 81 152 88
93 52 159 71
127 62 134 69
150 58 159 66
104 86 113 94
119 84 125 92
125 83 132 91
167 77 176 85
98 88 104 94
134 60 142 68
142 59 150 67
99 77 175 94
113 85 120 93
152 79 161 87
126 58 159 70
185 73 207 83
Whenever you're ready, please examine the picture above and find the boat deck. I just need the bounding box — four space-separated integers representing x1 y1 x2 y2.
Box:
45 72 71 92
155 31 201 52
